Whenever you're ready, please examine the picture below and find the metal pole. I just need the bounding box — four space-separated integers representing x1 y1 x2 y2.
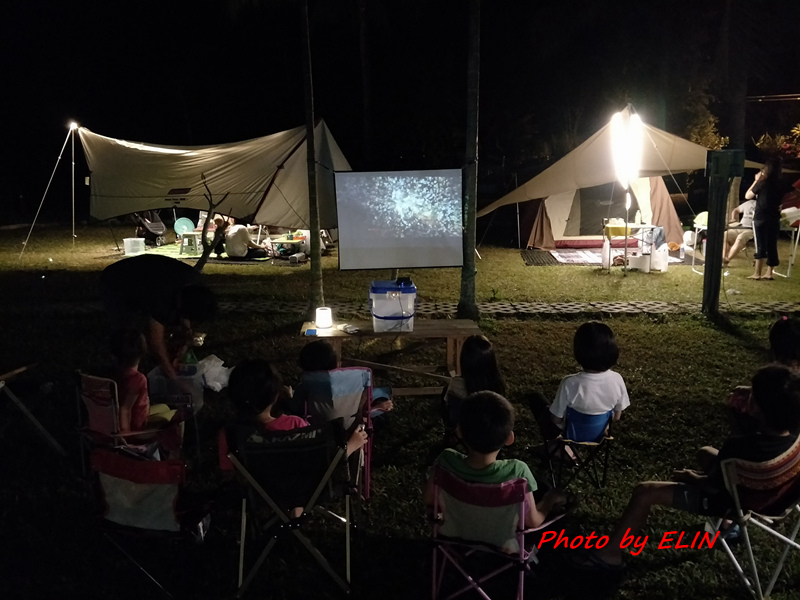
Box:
19 129 73 259
71 128 75 247
623 192 630 276
516 202 521 249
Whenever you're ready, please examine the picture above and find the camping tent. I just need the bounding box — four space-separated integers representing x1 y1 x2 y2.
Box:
78 120 351 229
477 108 711 249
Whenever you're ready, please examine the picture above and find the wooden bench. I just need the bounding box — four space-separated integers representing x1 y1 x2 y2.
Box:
300 319 483 396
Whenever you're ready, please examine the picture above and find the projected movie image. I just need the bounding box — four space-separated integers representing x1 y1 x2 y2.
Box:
335 169 463 270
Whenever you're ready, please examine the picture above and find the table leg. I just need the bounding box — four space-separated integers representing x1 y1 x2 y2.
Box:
446 337 464 377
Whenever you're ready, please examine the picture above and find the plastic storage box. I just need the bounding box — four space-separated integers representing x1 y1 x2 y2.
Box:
147 364 204 412
123 237 145 255
369 279 416 333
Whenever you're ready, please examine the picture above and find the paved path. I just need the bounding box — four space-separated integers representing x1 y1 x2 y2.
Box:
20 299 800 317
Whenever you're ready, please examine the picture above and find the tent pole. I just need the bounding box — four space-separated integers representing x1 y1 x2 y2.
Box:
516 202 521 249
71 127 75 248
19 128 73 259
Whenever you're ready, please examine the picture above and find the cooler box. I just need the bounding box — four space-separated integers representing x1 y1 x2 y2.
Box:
123 237 145 255
370 279 416 333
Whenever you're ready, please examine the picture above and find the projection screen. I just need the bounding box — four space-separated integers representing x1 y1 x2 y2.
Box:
334 169 463 270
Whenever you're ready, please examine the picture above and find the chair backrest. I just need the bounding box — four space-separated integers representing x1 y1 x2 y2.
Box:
721 436 800 516
433 465 527 553
300 367 372 432
563 408 612 443
80 372 121 436
91 447 186 531
230 421 345 510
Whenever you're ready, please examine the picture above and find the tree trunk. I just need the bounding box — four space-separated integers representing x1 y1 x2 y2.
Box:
302 0 324 320
457 0 480 321
357 0 372 166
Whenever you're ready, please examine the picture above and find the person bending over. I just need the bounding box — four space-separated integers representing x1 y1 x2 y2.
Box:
225 218 268 260
100 254 217 379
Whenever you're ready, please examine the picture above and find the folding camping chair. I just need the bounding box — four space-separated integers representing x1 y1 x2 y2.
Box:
0 364 67 457
705 452 800 599
77 371 177 472
298 367 373 499
90 447 207 599
431 465 564 600
547 408 614 489
225 421 354 596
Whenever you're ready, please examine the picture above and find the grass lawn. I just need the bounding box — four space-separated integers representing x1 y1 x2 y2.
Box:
1 224 799 599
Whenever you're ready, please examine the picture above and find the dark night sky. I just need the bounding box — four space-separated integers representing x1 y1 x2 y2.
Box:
3 0 800 223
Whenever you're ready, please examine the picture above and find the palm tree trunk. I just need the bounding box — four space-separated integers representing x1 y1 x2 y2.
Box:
457 0 480 321
302 0 324 319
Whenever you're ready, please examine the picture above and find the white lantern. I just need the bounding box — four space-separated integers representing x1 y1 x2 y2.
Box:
315 307 333 329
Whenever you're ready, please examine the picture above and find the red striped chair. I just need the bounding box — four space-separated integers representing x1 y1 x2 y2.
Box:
706 436 800 599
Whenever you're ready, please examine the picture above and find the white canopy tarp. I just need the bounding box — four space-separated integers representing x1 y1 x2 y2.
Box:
79 120 350 229
477 108 711 219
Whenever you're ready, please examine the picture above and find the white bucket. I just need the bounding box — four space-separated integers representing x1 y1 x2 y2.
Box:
123 238 145 255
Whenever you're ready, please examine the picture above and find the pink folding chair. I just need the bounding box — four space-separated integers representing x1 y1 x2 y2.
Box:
431 465 563 600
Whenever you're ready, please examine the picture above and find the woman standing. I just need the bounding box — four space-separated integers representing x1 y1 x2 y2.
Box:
746 156 785 280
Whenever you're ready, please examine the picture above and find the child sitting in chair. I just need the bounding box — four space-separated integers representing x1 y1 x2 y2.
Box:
580 364 800 571
111 328 177 433
294 340 394 419
528 321 629 445
442 334 506 438
227 358 368 453
424 391 566 530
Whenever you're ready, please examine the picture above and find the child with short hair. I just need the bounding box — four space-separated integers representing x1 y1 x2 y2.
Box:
529 321 629 443
425 391 565 530
727 316 800 433
583 364 800 570
111 328 177 433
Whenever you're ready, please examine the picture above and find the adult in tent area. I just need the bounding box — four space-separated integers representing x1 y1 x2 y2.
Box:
722 198 756 265
100 254 218 379
746 156 787 280
225 218 268 260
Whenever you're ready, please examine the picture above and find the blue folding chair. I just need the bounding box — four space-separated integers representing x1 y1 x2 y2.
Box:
548 407 614 489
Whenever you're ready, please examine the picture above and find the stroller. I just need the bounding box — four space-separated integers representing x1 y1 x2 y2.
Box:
133 210 167 247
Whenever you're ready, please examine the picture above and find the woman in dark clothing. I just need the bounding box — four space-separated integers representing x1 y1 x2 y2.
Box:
746 156 785 280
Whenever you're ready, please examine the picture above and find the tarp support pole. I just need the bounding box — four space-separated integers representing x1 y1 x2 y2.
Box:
19 128 73 259
71 127 76 248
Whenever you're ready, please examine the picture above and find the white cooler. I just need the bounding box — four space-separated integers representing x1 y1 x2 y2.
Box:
369 279 417 333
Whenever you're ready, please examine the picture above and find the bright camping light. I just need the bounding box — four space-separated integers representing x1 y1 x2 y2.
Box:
69 122 78 130
625 191 631 211
610 111 643 190
315 307 333 329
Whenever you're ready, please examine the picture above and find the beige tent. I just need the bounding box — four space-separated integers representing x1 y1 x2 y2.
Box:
79 120 350 229
477 108 710 249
